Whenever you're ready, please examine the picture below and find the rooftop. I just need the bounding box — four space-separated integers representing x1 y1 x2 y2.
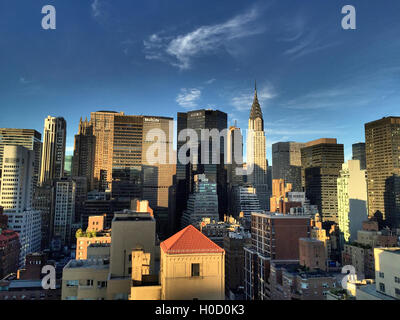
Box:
252 212 311 219
65 258 110 270
161 225 224 254
357 283 396 300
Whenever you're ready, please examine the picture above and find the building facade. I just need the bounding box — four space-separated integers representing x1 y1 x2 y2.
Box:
176 109 228 231
0 129 42 191
244 212 311 300
272 142 305 192
0 145 41 267
181 174 219 228
72 117 96 190
337 160 368 242
90 111 175 236
160 225 225 300
246 85 269 211
301 138 344 223
352 142 366 170
0 226 20 279
40 116 66 185
365 117 400 228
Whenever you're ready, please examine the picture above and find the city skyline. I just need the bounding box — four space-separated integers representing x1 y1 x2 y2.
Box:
1 0 400 163
1 0 400 305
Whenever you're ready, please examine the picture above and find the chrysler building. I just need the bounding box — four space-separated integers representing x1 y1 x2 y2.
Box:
246 83 269 210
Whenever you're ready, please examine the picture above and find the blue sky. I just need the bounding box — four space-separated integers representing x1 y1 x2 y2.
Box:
0 0 399 162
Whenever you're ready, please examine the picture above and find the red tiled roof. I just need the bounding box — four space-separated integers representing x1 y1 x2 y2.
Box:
161 225 224 254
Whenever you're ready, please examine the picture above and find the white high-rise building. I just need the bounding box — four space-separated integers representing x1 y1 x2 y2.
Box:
246 83 269 210
337 160 368 242
40 116 66 185
0 145 41 266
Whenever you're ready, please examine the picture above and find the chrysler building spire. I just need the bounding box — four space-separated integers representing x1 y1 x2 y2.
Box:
249 80 264 131
246 82 268 210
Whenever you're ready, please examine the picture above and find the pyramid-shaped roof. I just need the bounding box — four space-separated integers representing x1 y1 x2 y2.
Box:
249 88 263 121
160 225 224 254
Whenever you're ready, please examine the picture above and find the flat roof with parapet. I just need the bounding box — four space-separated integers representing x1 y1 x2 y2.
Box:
357 283 396 300
251 212 311 219
64 259 110 270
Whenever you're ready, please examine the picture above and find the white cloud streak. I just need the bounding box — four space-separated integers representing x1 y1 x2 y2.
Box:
176 88 202 108
144 7 264 70
91 0 101 17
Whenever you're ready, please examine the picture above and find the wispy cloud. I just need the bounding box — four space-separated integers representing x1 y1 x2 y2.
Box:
232 85 276 111
144 6 265 70
205 78 216 85
19 77 32 85
280 14 340 60
91 0 101 17
176 88 202 108
284 35 340 60
281 86 370 110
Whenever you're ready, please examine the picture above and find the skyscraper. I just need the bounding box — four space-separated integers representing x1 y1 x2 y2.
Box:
90 111 175 236
272 142 305 192
0 128 42 190
301 138 344 223
53 179 76 246
337 160 368 242
365 117 400 228
246 84 269 211
72 117 95 190
180 174 219 228
226 125 243 187
32 184 54 250
40 116 67 185
352 142 366 170
176 109 228 230
0 145 41 267
232 185 263 221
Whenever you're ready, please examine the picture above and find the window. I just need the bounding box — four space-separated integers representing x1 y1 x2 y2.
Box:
86 279 94 286
66 280 78 287
395 276 400 284
97 281 107 288
379 283 385 293
191 263 200 277
379 272 384 278
301 282 309 289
